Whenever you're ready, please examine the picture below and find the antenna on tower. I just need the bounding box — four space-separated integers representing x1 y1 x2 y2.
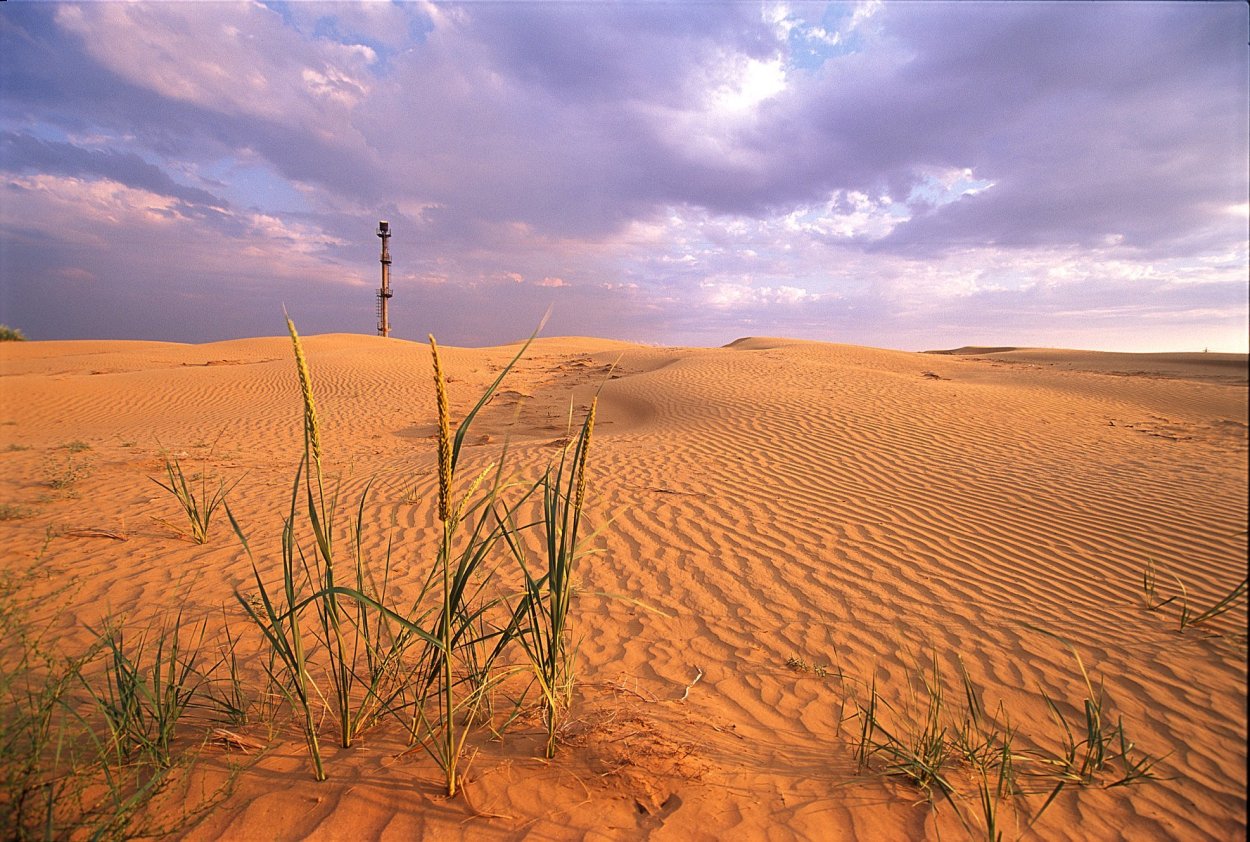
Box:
376 220 392 337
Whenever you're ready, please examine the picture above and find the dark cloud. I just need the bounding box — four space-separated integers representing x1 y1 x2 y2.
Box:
462 2 775 104
864 3 1249 255
1 3 389 205
1 133 226 209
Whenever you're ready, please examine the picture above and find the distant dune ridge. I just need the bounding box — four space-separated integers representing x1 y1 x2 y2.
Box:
0 335 1245 839
925 346 1248 385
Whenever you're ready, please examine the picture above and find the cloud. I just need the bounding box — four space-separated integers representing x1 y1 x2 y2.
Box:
0 1 1245 351
53 3 373 121
1 132 226 209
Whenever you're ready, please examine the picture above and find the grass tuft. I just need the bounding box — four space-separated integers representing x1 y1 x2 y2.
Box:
1139 561 1248 633
82 610 207 768
1 560 237 839
506 397 599 758
151 453 240 544
229 316 587 797
10 313 615 818
845 642 1160 840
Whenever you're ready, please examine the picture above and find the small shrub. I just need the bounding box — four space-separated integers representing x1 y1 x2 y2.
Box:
0 325 27 342
0 503 33 521
43 453 91 491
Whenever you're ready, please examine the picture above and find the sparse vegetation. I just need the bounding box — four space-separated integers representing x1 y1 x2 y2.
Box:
1141 559 1248 633
43 452 91 492
229 317 602 793
786 654 836 679
0 563 236 839
841 642 1161 840
151 453 239 544
0 503 33 521
82 610 207 768
505 394 598 758
0 325 28 342
2 316 1185 838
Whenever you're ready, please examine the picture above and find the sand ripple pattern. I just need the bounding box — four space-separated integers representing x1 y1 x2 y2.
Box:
0 336 1244 840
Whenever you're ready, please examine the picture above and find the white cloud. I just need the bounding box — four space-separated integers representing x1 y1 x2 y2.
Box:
302 66 369 107
783 191 908 240
55 3 374 126
6 174 182 232
847 0 884 33
4 0 1245 352
702 280 819 307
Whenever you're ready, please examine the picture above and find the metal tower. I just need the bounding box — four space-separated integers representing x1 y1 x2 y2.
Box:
376 220 393 337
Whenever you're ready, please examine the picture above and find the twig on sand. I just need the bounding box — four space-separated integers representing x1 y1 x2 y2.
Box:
65 528 127 540
210 728 266 753
456 751 517 821
583 677 659 703
678 667 704 702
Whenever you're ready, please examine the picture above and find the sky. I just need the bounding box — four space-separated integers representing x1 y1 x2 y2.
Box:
1 1 1247 352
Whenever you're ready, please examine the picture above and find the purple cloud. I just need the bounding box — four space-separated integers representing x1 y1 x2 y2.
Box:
1 1 1245 351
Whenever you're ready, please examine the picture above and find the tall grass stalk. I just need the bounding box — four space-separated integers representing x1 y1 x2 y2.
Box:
231 318 389 779
288 317 360 751
504 399 598 758
228 312 613 794
415 336 529 796
231 318 547 791
402 328 566 795
230 489 326 780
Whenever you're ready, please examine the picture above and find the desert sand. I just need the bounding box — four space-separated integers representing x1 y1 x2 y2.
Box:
0 334 1245 840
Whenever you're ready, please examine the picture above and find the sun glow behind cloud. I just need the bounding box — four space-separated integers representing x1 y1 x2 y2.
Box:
712 57 787 113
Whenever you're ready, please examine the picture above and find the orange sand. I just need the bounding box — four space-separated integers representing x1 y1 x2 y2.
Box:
0 335 1245 840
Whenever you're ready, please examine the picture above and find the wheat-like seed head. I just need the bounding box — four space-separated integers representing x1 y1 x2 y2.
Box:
286 317 321 465
429 335 453 521
574 397 596 515
453 462 496 524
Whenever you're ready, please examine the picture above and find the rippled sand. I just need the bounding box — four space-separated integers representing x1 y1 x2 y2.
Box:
1 335 1245 840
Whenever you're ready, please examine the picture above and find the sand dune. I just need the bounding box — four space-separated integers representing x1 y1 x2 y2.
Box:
0 335 1245 840
927 346 1248 385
